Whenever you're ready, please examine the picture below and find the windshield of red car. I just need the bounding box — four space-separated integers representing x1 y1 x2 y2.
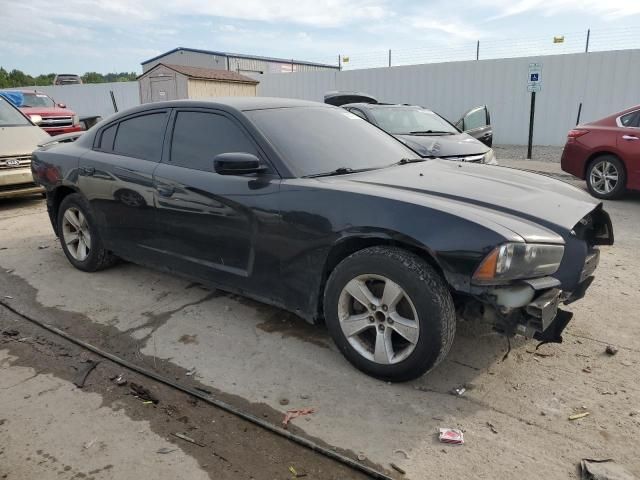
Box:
21 92 56 108
0 97 31 127
247 106 416 177
369 106 458 135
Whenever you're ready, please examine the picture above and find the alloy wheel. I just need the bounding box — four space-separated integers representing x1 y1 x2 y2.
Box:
337 274 420 365
62 207 91 261
590 160 619 195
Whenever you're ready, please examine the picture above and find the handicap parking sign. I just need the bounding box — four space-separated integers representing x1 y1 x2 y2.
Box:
527 63 542 91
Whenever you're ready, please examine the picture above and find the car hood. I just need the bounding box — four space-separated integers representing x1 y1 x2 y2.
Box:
0 126 49 157
324 160 599 242
395 132 489 158
19 106 75 116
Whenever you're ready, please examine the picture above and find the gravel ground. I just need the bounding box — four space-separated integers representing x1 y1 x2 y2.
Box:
494 144 563 162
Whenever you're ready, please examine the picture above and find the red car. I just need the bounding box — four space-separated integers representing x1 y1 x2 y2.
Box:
15 90 83 136
561 105 640 199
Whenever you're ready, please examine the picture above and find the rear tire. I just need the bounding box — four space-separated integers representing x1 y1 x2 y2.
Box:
586 155 626 200
323 246 456 382
57 193 117 272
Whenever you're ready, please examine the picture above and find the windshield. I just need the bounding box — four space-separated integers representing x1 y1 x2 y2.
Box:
21 92 56 108
247 106 415 177
0 97 31 127
369 107 458 135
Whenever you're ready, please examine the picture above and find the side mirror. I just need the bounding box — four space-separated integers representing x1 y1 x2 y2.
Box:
213 152 266 175
57 103 67 109
29 114 43 125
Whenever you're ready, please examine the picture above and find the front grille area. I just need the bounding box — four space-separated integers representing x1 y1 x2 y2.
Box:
443 154 485 163
0 155 31 170
40 116 73 128
0 181 37 192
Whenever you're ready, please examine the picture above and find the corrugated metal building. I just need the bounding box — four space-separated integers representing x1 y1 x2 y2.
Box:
141 47 339 75
138 64 259 103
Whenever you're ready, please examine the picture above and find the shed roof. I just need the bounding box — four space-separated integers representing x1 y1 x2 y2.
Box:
139 63 259 84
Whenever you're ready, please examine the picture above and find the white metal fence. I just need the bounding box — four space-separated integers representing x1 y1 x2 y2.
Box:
13 81 140 119
15 48 640 146
255 49 640 146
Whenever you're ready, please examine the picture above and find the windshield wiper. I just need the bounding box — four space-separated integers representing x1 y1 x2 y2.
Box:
396 157 426 165
304 167 378 178
408 130 454 135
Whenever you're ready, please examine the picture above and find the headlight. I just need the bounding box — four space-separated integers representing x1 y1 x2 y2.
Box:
483 148 498 165
473 243 564 283
73 114 80 126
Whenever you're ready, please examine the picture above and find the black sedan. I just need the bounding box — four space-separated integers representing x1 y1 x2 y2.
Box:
32 97 613 381
325 92 495 163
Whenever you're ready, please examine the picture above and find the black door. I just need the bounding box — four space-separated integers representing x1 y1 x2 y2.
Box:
455 106 493 147
151 109 282 300
78 110 169 261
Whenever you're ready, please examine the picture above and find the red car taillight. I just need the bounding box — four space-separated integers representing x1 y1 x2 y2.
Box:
567 129 589 142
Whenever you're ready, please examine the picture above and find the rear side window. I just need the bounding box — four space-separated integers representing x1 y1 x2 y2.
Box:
170 111 259 171
99 124 117 151
112 112 167 161
620 111 640 128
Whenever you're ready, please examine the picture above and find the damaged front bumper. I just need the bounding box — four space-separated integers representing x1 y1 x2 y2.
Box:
463 248 600 344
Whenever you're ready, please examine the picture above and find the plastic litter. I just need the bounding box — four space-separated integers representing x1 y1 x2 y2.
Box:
450 386 466 396
282 408 315 428
289 465 307 478
110 374 127 386
438 428 464 445
569 412 590 421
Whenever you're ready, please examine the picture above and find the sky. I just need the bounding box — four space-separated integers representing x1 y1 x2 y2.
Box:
1 0 640 75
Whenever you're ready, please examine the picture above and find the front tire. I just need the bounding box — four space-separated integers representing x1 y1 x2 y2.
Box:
324 246 456 382
57 193 117 272
586 155 626 200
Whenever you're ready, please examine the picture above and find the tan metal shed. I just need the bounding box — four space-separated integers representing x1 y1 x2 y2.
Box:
138 63 259 104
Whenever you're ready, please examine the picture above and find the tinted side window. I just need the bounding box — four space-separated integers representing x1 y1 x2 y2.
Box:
99 124 117 151
620 111 640 128
113 112 167 162
171 111 258 171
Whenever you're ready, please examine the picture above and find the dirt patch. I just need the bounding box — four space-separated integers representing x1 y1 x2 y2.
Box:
0 272 387 480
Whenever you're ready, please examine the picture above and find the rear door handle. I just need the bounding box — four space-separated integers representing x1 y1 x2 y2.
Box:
156 185 175 197
622 135 639 141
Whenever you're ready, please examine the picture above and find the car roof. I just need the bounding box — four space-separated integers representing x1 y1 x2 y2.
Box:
115 97 329 116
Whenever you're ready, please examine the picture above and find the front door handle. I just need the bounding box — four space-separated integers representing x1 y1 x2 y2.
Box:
622 135 639 141
156 185 175 197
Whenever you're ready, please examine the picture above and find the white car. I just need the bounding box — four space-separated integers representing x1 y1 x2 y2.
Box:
0 95 49 199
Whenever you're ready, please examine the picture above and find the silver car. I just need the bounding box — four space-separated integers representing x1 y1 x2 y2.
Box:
0 96 49 199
